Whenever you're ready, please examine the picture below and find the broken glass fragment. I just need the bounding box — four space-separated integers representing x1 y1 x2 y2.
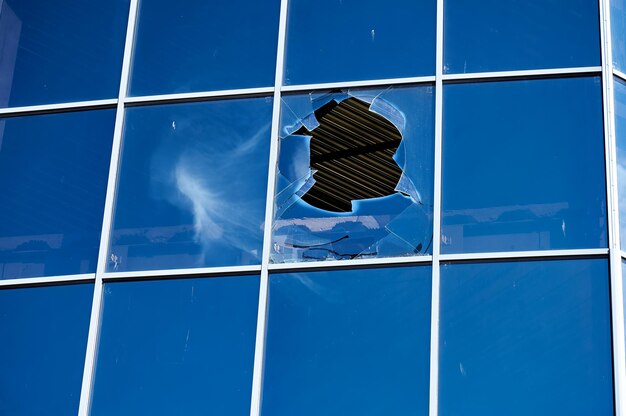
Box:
272 85 434 263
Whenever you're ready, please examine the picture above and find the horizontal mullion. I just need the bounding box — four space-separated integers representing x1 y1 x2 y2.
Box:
439 248 609 263
442 66 602 82
0 99 118 117
124 87 275 106
614 69 626 83
268 255 433 272
281 76 437 92
102 264 263 280
0 273 95 288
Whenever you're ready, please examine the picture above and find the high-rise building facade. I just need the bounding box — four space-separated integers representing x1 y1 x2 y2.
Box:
0 0 624 415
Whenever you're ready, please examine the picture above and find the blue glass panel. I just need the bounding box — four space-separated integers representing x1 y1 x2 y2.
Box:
0 283 93 415
613 0 626 71
439 259 613 416
442 77 606 254
262 266 431 416
91 275 259 416
272 86 435 262
284 0 436 85
109 97 272 272
622 259 626 348
614 78 626 249
130 0 280 96
444 0 600 74
0 0 129 107
0 110 116 279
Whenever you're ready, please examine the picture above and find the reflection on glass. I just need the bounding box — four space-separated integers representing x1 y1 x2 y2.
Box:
613 0 626 72
0 283 93 415
0 0 129 107
284 0 436 85
109 97 272 272
442 77 606 254
0 110 115 279
272 86 435 263
444 0 600 74
439 259 613 416
262 266 431 416
130 0 280 96
622 258 626 350
614 78 626 249
91 276 259 415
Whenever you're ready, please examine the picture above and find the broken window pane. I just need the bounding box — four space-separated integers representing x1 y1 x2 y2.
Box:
284 0 436 85
442 77 606 254
109 97 272 272
272 85 434 263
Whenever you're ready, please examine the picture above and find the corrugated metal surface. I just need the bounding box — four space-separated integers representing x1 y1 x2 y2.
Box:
295 97 402 212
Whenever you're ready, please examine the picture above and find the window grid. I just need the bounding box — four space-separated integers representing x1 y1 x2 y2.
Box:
0 0 620 415
601 0 626 412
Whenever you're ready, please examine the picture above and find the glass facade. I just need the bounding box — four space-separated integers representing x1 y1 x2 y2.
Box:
0 0 624 415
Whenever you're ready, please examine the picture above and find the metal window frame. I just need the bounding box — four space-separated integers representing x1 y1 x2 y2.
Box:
0 0 619 415
600 0 626 415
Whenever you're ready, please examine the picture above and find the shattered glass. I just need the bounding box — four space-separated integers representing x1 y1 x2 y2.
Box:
271 85 434 263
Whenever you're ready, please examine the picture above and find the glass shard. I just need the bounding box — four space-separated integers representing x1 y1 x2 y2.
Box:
272 86 434 263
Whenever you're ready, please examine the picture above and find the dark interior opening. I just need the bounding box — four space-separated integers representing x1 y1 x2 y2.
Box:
294 96 403 212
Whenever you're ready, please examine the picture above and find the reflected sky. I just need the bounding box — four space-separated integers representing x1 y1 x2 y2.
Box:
0 109 115 279
614 78 626 249
262 266 431 416
284 0 436 85
442 77 606 253
440 258 613 416
444 0 600 73
272 85 435 263
613 0 626 72
91 276 259 415
0 283 93 415
130 0 279 96
110 97 272 272
0 0 129 107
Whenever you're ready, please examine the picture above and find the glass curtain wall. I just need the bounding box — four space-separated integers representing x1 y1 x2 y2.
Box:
0 0 621 415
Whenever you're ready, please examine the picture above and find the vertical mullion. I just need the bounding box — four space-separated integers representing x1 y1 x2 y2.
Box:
429 0 445 415
599 0 626 414
77 0 140 414
249 0 289 414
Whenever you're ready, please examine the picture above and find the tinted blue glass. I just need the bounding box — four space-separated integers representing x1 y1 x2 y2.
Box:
109 98 272 272
91 275 259 415
444 0 600 73
614 78 626 249
440 259 613 416
613 0 626 71
0 283 93 415
262 266 431 415
130 0 279 96
284 0 436 85
622 259 626 348
0 0 129 107
442 77 606 253
272 86 435 262
0 110 115 279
